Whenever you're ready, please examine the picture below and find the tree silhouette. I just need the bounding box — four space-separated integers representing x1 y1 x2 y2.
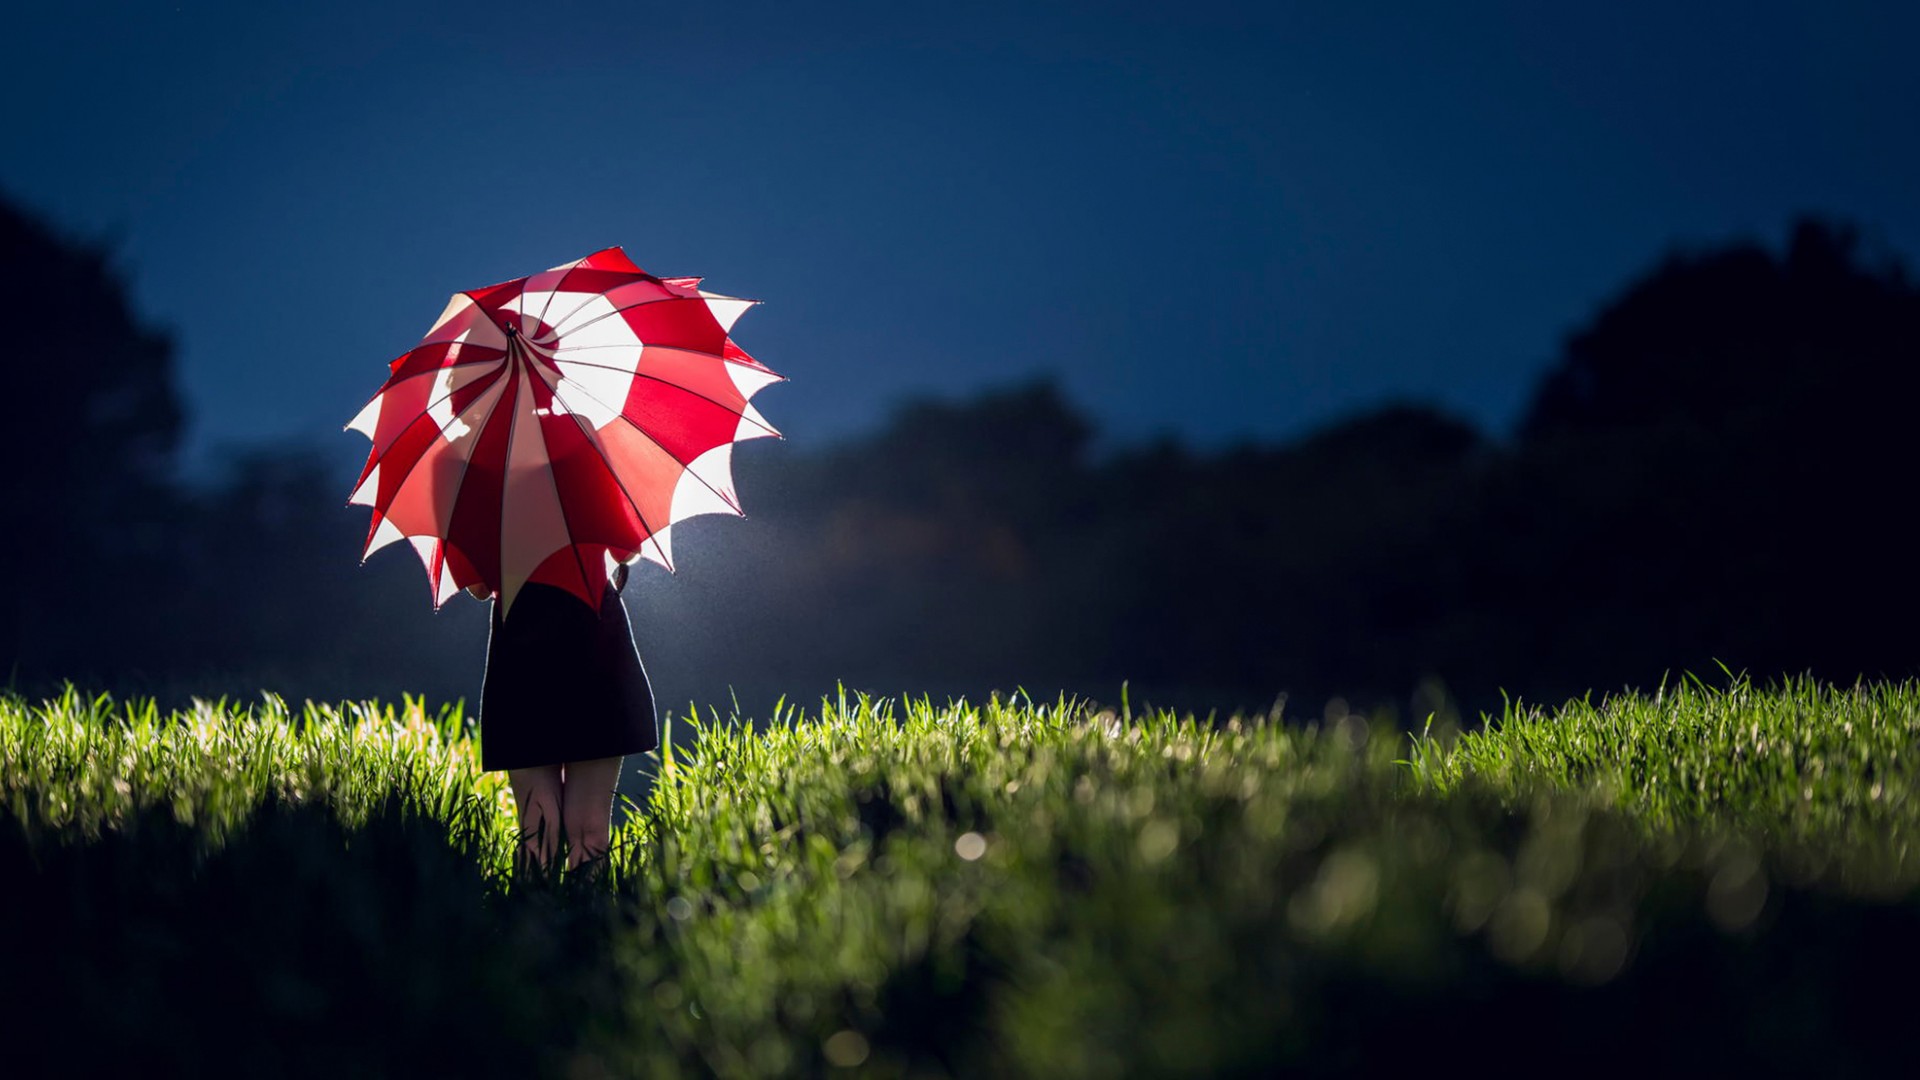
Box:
1503 217 1920 698
1523 219 1916 440
167 443 489 705
6 192 1910 716
0 192 487 703
0 195 184 684
653 220 1920 717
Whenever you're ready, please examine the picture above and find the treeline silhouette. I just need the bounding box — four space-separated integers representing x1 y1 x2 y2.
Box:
5 193 1915 721
1 197 489 705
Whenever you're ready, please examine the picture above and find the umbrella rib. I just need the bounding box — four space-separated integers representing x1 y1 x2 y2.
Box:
357 369 508 576
531 379 598 606
528 362 674 570
425 295 511 348
547 340 784 378
356 376 507 501
543 367 746 515
358 361 508 461
548 355 782 438
496 355 529 603
427 370 514 590
549 293 745 344
354 369 502 498
348 354 505 434
535 264 627 335
532 259 583 333
392 351 507 374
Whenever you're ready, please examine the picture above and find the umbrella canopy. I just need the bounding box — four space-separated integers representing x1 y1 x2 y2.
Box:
347 248 782 614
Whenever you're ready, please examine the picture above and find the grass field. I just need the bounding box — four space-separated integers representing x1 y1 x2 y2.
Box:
4 676 1917 1076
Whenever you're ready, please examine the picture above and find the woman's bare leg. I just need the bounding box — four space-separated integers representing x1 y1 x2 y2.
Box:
560 755 624 869
508 764 565 870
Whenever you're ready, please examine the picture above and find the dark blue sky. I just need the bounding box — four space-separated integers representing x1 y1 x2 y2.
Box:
6 1 1916 471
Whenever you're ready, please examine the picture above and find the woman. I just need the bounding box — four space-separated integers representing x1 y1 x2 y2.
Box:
468 561 657 871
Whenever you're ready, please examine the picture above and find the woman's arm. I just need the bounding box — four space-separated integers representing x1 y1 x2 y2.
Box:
466 583 492 601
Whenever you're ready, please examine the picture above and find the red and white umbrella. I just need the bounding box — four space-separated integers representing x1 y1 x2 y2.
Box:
347 248 782 613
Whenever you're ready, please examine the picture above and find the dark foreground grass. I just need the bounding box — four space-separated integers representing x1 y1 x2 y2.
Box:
3 679 1918 1076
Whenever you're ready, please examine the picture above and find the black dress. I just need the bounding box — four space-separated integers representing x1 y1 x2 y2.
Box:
478 574 658 771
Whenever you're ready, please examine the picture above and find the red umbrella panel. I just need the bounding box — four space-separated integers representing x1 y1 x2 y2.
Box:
347 247 783 614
